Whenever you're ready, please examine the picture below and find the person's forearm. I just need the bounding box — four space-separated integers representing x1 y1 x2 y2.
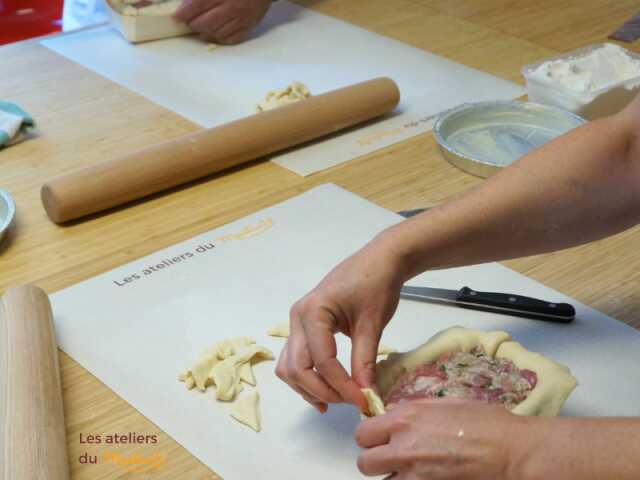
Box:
515 416 640 480
378 104 640 280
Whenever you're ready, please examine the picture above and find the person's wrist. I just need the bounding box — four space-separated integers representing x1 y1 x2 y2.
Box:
370 226 416 284
506 416 552 480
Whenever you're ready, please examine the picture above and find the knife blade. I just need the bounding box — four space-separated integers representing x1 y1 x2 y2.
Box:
397 208 429 218
400 285 575 323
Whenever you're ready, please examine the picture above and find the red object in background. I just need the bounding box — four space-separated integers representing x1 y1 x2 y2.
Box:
0 0 64 45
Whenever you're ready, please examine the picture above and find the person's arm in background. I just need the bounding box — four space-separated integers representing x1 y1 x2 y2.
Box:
276 93 640 412
174 0 272 44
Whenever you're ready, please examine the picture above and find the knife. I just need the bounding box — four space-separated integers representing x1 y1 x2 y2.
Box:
397 208 430 218
400 285 575 323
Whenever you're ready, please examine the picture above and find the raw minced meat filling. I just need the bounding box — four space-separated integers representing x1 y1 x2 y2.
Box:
384 346 538 409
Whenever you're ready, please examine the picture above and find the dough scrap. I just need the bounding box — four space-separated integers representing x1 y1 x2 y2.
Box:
230 390 261 432
191 353 219 391
209 336 256 360
179 337 273 431
179 338 272 398
267 324 396 357
239 361 256 386
256 82 311 112
210 344 274 401
365 326 576 417
377 344 396 356
362 388 385 417
267 322 290 338
211 357 243 401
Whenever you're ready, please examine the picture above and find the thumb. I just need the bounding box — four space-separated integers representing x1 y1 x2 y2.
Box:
350 323 381 389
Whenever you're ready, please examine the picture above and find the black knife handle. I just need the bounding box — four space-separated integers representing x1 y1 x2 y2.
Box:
456 287 575 323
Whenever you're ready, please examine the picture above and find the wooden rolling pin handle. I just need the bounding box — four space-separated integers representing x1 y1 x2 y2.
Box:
0 285 70 480
41 77 400 224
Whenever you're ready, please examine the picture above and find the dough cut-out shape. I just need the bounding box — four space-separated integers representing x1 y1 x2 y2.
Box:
267 322 290 338
180 337 258 391
191 353 219 391
362 388 385 417
179 338 274 431
362 326 576 417
209 336 256 360
267 324 396 358
239 362 256 386
230 390 261 432
377 344 396 356
179 339 272 396
256 82 311 112
211 345 273 401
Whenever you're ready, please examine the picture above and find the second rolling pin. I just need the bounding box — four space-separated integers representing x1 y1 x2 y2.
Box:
0 285 70 480
42 77 400 224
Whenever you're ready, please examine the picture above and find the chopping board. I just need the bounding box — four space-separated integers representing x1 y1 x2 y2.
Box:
41 1 524 176
51 184 640 479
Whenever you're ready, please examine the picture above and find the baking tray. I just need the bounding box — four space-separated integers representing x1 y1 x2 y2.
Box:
433 101 585 177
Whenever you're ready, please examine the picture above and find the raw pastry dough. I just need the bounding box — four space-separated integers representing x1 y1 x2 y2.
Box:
179 337 274 432
105 0 191 44
179 338 273 399
210 344 274 401
110 0 181 16
496 340 577 416
256 82 311 112
191 352 219 391
179 337 274 431
363 326 576 417
209 336 256 359
230 390 261 432
362 388 385 417
377 344 397 356
239 362 256 386
267 322 290 338
266 324 395 357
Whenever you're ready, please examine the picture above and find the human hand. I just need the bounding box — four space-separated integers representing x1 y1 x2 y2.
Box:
355 400 531 479
275 233 407 413
174 0 272 44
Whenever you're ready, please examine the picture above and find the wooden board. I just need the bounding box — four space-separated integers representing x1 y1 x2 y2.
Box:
1 1 639 478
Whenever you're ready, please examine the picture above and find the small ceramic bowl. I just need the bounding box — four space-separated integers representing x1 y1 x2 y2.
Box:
0 188 16 244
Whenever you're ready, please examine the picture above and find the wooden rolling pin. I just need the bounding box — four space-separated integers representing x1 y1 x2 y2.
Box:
42 77 400 223
0 285 70 480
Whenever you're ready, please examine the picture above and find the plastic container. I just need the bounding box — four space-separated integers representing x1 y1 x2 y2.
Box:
522 43 640 120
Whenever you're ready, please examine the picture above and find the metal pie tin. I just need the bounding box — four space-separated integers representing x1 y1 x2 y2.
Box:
433 101 586 178
0 188 16 245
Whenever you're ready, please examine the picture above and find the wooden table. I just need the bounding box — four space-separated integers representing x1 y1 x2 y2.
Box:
1 1 639 478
